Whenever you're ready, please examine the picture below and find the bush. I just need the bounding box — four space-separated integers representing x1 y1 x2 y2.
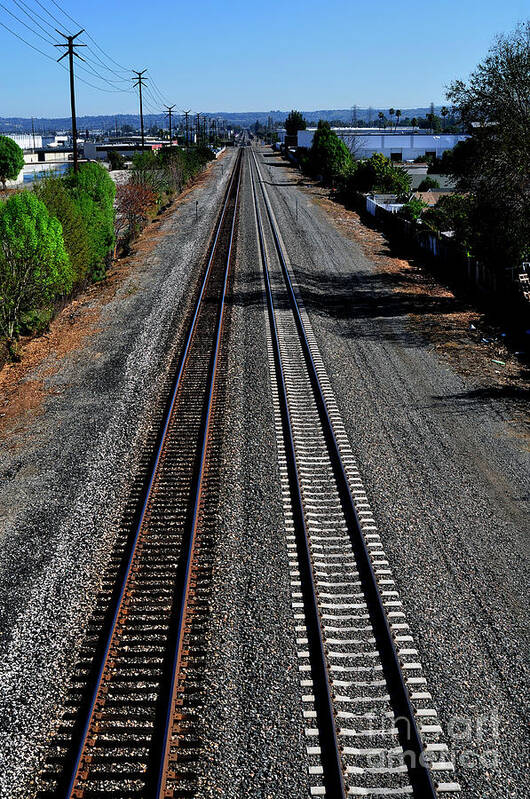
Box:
0 192 72 339
399 197 428 221
417 176 440 191
349 153 411 196
34 174 91 285
0 136 24 189
422 194 473 250
64 162 115 281
108 150 126 171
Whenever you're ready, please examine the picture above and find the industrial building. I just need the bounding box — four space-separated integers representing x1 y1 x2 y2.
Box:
279 128 469 161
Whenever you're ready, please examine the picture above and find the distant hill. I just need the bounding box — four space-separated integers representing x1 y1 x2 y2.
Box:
0 107 442 134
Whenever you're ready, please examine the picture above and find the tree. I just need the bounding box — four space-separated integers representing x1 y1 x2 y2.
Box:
0 136 24 190
285 110 307 136
395 109 402 131
115 182 157 253
64 162 116 281
34 174 91 285
350 152 411 196
417 176 440 191
378 111 385 129
440 106 449 129
446 21 530 270
399 197 428 221
389 108 395 129
0 192 72 340
309 121 354 185
422 194 474 250
411 117 418 130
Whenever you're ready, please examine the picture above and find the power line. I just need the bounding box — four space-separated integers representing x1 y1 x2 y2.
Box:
9 0 56 39
0 20 134 94
47 0 131 72
0 1 55 44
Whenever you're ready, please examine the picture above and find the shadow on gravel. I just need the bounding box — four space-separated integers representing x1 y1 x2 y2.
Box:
228 262 468 348
431 384 530 406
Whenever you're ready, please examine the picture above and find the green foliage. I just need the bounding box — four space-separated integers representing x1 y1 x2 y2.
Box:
308 121 354 185
417 176 440 191
108 150 126 170
422 194 473 249
34 174 91 285
285 110 307 136
399 197 428 221
0 191 72 339
64 162 116 281
0 136 24 188
446 21 530 269
349 153 411 196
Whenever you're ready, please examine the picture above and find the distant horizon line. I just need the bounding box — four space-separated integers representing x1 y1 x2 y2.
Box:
0 105 446 122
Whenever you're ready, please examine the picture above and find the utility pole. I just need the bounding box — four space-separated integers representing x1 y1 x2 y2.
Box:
54 29 86 173
164 104 175 146
132 70 147 148
196 113 201 146
183 110 190 147
31 117 36 152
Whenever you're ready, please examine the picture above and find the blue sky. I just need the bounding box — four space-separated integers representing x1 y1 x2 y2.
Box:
1 0 527 117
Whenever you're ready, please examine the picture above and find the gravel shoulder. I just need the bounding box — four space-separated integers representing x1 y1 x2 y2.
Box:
255 147 529 799
0 150 236 799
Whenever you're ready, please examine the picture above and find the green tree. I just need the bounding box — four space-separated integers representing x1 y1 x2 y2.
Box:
285 110 307 136
446 21 530 269
309 121 354 185
417 176 440 191
422 194 474 250
399 197 428 221
395 109 402 131
64 162 116 280
0 136 25 190
0 192 72 340
350 152 411 196
34 174 91 285
389 108 395 128
411 117 418 130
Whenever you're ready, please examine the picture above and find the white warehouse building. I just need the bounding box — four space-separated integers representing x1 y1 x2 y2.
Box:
281 128 469 161
4 133 43 150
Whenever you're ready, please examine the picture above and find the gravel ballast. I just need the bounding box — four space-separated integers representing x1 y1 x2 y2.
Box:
254 147 529 799
0 151 236 799
195 154 309 798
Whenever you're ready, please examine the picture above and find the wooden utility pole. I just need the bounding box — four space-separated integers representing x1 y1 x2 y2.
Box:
133 70 147 148
183 110 190 147
164 104 175 146
55 29 86 173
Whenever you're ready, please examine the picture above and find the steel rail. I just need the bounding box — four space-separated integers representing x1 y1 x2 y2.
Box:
155 156 242 799
250 147 439 799
249 153 348 799
64 150 242 799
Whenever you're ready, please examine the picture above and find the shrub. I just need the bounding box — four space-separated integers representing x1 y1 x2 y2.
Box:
115 182 157 252
34 174 91 285
350 153 411 196
64 162 115 281
0 136 24 189
0 192 72 340
417 176 440 191
422 194 474 250
108 150 126 171
399 197 428 221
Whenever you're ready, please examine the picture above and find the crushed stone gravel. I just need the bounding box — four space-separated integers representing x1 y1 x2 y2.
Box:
0 151 236 799
254 146 529 799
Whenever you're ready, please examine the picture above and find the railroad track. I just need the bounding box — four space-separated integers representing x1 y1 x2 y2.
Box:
249 147 461 798
40 149 242 799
